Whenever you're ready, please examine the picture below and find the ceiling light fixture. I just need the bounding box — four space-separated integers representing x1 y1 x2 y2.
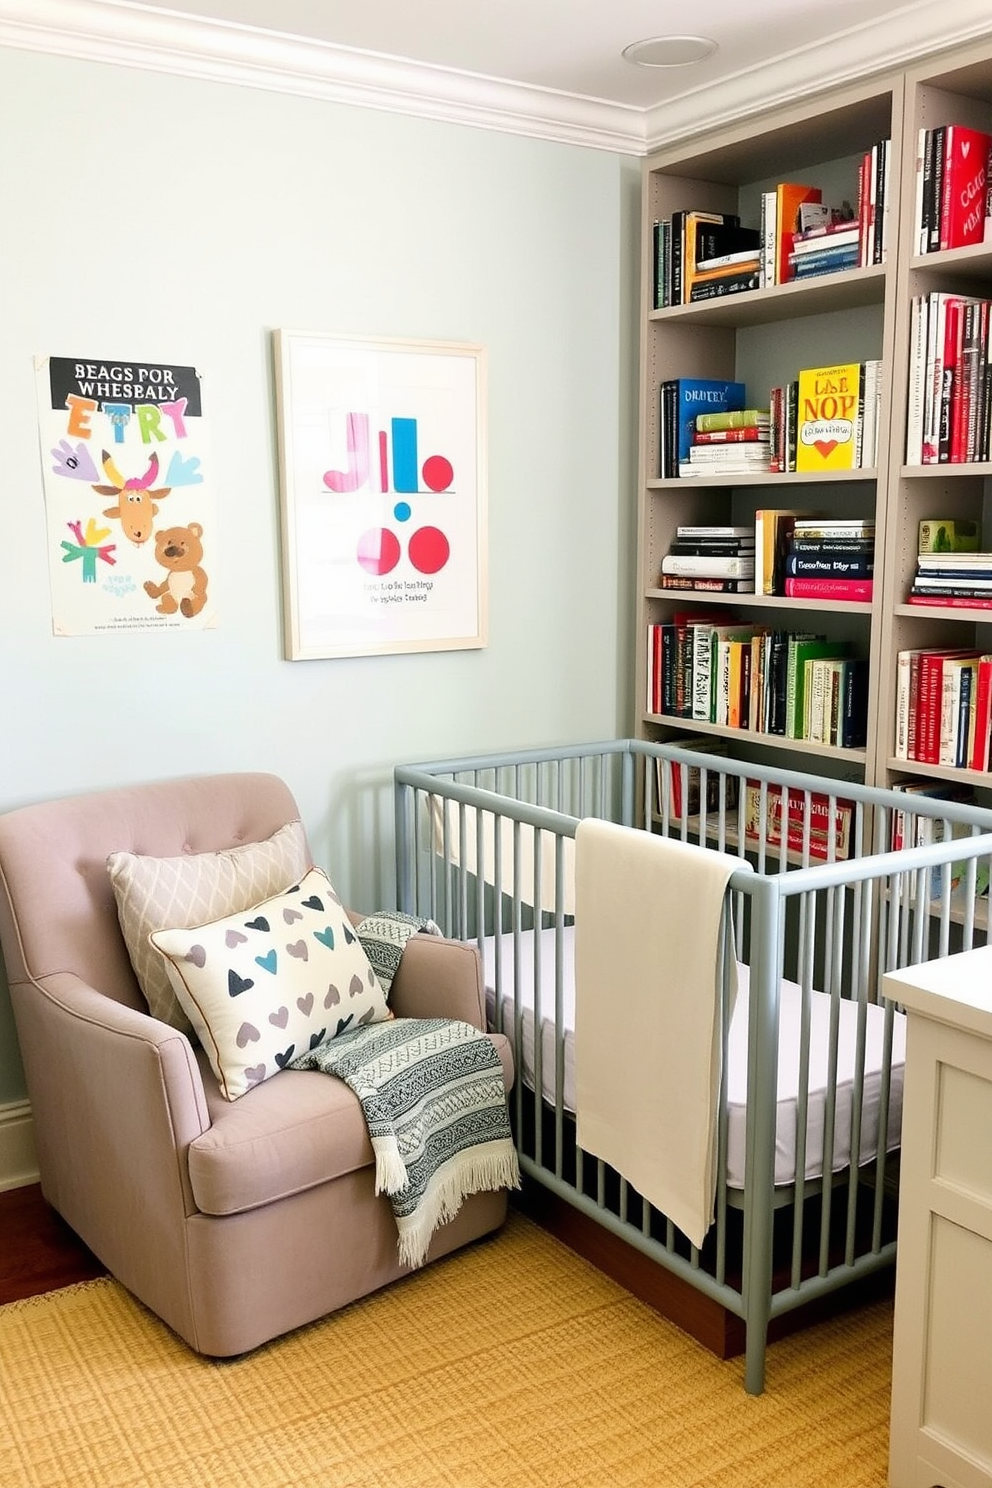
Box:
622 35 718 68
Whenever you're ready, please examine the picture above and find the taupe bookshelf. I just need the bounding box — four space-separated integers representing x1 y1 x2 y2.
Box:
875 39 992 799
638 40 992 800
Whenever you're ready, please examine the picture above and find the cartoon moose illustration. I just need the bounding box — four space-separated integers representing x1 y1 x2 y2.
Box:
92 450 172 545
50 441 203 546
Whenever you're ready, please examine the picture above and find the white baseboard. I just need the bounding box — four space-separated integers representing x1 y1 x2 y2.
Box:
0 1100 39 1190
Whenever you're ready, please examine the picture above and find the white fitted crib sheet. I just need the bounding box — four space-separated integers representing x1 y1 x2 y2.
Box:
479 926 905 1192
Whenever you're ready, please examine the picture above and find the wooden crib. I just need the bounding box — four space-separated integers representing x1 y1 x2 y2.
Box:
394 739 992 1392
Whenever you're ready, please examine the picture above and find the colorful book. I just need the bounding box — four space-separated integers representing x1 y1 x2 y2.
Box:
754 510 807 595
785 638 851 738
694 410 768 433
660 377 747 475
660 737 737 818
692 426 768 444
774 183 823 285
918 518 981 553
661 553 755 578
939 124 992 250
783 577 873 601
744 782 853 859
795 362 862 472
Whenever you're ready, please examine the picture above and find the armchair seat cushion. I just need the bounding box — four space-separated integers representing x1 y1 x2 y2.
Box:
188 1033 513 1217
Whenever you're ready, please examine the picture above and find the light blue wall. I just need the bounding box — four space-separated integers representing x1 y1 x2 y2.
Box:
0 47 640 1102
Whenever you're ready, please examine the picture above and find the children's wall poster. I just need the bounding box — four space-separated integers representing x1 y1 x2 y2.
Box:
35 354 216 635
274 330 487 660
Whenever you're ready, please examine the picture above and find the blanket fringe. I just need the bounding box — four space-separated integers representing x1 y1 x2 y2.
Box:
395 1139 521 1270
371 1134 409 1197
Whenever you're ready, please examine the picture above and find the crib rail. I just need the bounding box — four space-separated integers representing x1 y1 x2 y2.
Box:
394 739 992 1393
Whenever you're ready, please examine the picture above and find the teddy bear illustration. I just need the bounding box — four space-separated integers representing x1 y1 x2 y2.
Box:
144 523 209 618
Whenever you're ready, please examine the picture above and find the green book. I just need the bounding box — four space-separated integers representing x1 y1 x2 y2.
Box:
785 638 851 739
918 518 981 553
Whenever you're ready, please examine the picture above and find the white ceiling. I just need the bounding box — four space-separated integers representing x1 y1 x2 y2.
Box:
5 0 992 151
89 0 941 109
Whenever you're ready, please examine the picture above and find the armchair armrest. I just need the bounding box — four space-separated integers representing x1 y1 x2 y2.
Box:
386 935 486 1030
12 971 210 1220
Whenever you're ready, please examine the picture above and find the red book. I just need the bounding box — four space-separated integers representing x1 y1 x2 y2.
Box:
942 297 965 461
783 576 873 601
692 427 768 444
916 653 942 763
969 656 992 771
906 593 992 610
775 183 822 285
917 649 982 762
858 150 874 266
940 124 992 250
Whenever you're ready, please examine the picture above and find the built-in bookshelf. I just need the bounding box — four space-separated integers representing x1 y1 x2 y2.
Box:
876 42 992 804
636 41 992 809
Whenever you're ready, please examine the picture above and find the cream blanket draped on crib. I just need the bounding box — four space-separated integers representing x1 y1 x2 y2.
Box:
573 819 750 1250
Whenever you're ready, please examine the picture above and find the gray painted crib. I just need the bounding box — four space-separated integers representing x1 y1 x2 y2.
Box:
394 739 992 1392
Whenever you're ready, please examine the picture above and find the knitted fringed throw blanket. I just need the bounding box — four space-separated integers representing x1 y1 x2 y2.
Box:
291 913 519 1268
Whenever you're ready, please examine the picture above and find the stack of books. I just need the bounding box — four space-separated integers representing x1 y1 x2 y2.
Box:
783 517 875 602
758 153 888 288
658 377 746 479
658 525 755 593
894 646 992 769
785 219 861 281
908 549 992 609
678 409 771 478
653 211 760 308
688 241 762 303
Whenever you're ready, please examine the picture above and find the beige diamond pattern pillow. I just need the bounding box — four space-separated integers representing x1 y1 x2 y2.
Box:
108 820 311 1033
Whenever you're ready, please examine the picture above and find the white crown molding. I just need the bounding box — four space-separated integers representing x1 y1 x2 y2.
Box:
645 1 992 153
1 0 992 158
0 0 647 154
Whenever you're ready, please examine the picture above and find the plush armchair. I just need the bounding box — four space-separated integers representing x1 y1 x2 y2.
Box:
0 772 513 1356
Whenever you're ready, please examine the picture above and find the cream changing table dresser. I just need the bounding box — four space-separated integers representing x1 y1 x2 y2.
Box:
885 946 992 1488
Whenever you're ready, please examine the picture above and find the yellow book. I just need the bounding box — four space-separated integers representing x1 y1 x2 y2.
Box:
795 362 861 472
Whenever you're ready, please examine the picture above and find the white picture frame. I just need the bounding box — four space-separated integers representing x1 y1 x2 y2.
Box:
274 329 487 660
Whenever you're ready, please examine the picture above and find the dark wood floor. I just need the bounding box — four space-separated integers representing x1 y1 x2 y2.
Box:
0 1183 106 1304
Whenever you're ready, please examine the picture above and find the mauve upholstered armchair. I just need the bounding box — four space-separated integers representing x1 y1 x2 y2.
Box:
0 772 512 1355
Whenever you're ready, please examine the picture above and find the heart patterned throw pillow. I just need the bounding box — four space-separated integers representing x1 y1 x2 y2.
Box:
149 867 390 1100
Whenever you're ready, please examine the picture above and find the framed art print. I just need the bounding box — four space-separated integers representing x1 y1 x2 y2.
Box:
274 330 487 660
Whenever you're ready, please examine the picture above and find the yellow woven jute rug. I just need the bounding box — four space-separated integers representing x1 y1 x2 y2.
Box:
0 1212 892 1488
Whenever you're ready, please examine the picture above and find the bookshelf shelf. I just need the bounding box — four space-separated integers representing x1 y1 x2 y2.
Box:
645 587 873 615
636 37 992 808
894 603 992 620
649 469 877 489
888 756 992 785
642 711 868 763
648 264 888 329
899 462 992 478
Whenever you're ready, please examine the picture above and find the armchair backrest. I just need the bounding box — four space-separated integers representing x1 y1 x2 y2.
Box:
0 772 302 1012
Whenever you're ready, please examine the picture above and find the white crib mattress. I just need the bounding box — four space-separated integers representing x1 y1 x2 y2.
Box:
479 926 905 1192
